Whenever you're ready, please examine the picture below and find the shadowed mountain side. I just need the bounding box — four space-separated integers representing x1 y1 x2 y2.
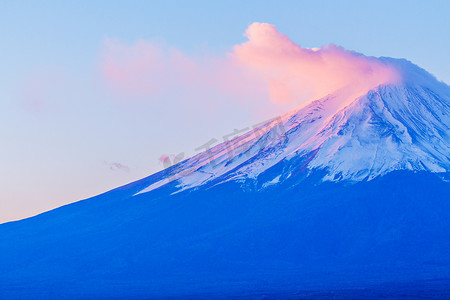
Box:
1 171 449 298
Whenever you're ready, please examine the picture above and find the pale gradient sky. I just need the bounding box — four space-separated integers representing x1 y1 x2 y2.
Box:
1 0 449 223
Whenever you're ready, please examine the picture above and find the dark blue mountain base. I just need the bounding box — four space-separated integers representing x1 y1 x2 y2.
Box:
1 171 450 298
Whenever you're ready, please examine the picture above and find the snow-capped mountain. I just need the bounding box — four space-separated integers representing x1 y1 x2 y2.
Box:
136 58 450 195
1 58 449 298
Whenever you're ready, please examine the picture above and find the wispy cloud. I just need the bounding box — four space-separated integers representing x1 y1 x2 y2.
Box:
102 161 131 172
99 22 400 109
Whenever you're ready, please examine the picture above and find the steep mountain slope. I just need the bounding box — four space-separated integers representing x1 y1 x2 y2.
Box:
0 58 449 298
1 172 449 298
136 58 450 194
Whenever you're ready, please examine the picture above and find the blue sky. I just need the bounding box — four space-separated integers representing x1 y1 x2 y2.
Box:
1 0 449 223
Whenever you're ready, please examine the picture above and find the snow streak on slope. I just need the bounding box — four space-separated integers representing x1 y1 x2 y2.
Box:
137 59 450 195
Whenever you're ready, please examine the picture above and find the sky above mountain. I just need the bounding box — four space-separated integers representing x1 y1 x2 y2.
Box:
1 0 449 223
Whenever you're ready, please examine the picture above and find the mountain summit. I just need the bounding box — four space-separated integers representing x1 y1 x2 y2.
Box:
1 58 449 298
136 58 450 195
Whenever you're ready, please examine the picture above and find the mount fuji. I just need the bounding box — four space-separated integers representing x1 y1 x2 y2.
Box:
1 58 449 298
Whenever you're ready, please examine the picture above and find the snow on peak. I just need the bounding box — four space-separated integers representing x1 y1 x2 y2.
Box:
137 60 450 195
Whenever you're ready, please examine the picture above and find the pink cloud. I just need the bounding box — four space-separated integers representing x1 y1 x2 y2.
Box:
158 155 170 164
231 22 400 104
99 38 167 99
99 22 400 108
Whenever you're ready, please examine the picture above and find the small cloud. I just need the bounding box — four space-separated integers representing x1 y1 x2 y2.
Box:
158 155 170 164
102 160 131 172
